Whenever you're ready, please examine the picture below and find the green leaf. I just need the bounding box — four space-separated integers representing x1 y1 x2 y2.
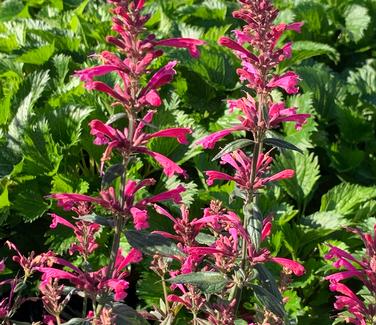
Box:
12 180 50 222
79 214 113 227
301 211 348 230
279 41 339 70
283 92 317 150
102 164 125 188
0 0 24 22
168 272 228 294
264 137 303 154
125 230 184 257
7 70 50 152
212 139 253 161
195 232 216 246
0 186 10 209
112 303 149 325
344 4 371 43
16 43 55 65
255 264 283 302
245 203 262 251
273 151 320 205
251 284 286 318
320 183 376 216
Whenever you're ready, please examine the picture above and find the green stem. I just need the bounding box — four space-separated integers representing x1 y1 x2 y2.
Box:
161 275 170 314
234 93 267 315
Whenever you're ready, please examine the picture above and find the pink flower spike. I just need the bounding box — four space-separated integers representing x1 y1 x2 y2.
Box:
206 171 234 186
140 185 185 206
135 0 145 10
197 126 245 149
74 65 119 82
85 81 128 102
261 217 272 241
116 248 143 272
267 71 300 94
271 257 305 276
106 279 129 301
141 149 186 177
287 22 304 33
0 260 5 273
218 37 258 62
130 207 149 230
156 38 206 58
144 89 162 107
325 271 363 283
89 120 117 145
49 214 76 230
147 128 192 144
142 61 177 95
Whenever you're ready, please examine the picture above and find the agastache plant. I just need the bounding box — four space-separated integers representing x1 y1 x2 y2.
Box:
172 0 309 322
325 226 376 325
34 0 203 323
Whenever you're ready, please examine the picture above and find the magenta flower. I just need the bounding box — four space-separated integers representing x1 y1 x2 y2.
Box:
205 150 294 191
5 241 55 278
270 257 305 276
267 71 300 94
49 180 185 231
325 225 376 324
37 248 142 302
75 0 204 112
89 110 191 175
154 38 206 58
50 214 100 257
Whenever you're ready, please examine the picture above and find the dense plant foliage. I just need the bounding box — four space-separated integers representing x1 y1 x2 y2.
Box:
0 0 375 324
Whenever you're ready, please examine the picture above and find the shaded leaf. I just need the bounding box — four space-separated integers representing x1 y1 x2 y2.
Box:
264 137 303 154
112 303 149 325
102 163 125 188
168 272 228 294
251 284 286 318
212 139 253 161
125 230 184 257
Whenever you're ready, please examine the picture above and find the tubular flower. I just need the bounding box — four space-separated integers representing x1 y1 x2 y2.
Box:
75 0 204 112
49 180 185 231
89 110 191 175
37 248 142 303
205 150 294 191
324 225 376 324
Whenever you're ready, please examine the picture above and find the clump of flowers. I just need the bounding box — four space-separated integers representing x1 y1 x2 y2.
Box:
0 0 203 324
136 0 309 323
325 226 376 325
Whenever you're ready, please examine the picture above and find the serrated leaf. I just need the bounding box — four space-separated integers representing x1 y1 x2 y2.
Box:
264 137 303 154
344 4 371 43
320 183 376 216
301 211 348 230
112 303 149 325
284 92 317 149
212 139 253 161
0 0 24 22
168 272 228 294
16 43 55 65
251 284 286 318
102 164 125 188
125 230 184 257
273 151 320 205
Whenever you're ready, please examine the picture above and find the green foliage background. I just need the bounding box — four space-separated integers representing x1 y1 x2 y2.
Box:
0 0 375 323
